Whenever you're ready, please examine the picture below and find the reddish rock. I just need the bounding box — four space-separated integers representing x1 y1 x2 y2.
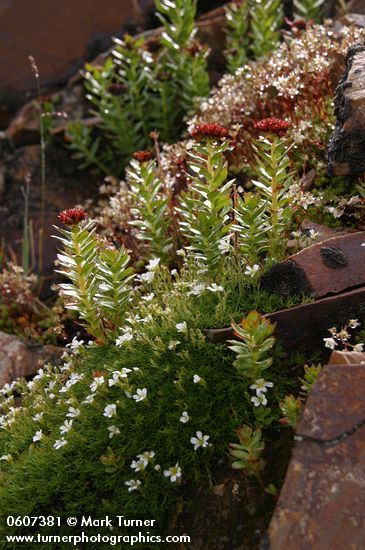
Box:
0 0 153 128
285 232 365 298
205 287 365 354
267 364 365 550
329 349 365 365
0 331 62 386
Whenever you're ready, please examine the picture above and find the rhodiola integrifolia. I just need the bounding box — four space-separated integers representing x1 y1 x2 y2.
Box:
55 209 134 343
178 123 234 273
224 0 250 74
127 151 172 263
252 118 294 261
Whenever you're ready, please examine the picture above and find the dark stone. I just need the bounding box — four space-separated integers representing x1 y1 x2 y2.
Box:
260 261 313 298
328 41 365 175
320 246 348 268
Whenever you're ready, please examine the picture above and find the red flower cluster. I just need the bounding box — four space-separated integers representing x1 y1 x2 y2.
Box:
58 208 87 226
108 83 126 96
133 150 152 163
253 118 290 137
190 123 229 141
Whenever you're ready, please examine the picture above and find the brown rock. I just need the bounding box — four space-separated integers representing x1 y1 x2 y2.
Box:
0 144 100 291
285 232 365 298
329 349 365 365
328 42 365 176
267 364 365 550
339 12 365 27
0 331 62 386
0 0 152 128
205 287 365 355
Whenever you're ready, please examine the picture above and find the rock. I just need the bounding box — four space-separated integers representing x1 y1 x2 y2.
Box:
328 42 365 176
300 219 357 243
267 364 365 550
284 232 365 298
0 144 100 293
329 349 365 364
0 331 62 386
345 0 365 14
0 0 153 129
205 286 365 355
339 12 365 27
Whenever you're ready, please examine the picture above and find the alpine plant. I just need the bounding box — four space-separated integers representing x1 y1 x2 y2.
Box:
178 123 234 273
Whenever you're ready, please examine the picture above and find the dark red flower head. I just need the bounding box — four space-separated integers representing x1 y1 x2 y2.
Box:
108 82 126 96
133 150 152 163
143 37 162 54
253 118 290 137
58 208 87 226
190 123 229 141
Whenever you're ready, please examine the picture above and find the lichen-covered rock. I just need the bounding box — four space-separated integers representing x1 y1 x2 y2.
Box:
328 42 365 175
0 332 62 386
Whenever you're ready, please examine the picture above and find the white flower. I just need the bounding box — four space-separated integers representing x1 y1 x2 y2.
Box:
53 438 68 450
323 337 337 350
0 454 12 462
115 330 133 346
66 407 80 419
60 419 73 435
244 264 260 277
82 394 95 405
349 319 361 329
251 394 268 407
137 450 155 465
193 374 202 384
171 269 178 277
138 271 155 284
103 404 117 418
90 376 105 393
125 479 142 493
207 284 224 293
33 430 43 443
130 458 146 472
66 336 84 353
133 388 147 402
33 412 44 422
59 373 84 393
108 425 121 439
176 249 186 257
176 322 187 334
188 283 206 296
353 343 364 352
168 340 181 351
154 464 161 471
190 431 210 450
163 463 182 483
146 258 160 271
180 411 190 423
141 292 155 302
250 379 274 396
218 237 231 254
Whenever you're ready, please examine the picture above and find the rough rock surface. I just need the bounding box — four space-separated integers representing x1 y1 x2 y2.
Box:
328 42 365 175
285 232 365 298
267 364 365 550
0 0 153 128
205 287 365 354
0 331 62 386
